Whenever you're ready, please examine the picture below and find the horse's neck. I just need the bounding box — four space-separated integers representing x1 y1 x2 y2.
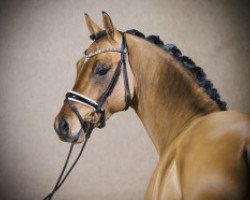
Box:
126 35 220 155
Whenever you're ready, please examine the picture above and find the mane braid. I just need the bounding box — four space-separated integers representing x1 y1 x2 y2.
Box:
126 29 227 110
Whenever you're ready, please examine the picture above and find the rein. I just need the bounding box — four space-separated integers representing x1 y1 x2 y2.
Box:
43 33 131 199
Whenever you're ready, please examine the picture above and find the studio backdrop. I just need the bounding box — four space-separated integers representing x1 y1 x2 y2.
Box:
0 0 249 199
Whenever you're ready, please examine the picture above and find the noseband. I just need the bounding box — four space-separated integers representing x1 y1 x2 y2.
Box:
44 33 131 200
65 32 131 139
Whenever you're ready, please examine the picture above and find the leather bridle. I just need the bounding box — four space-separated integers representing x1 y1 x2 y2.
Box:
44 32 131 199
65 32 131 140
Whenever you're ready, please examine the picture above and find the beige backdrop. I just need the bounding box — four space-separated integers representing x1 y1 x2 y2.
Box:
0 0 249 199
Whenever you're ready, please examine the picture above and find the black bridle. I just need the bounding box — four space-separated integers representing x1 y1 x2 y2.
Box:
44 32 131 199
66 32 131 135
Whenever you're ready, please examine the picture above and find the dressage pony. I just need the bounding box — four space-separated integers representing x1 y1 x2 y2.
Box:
54 12 250 199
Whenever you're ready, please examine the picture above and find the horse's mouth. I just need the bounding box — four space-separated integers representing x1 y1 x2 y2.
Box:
55 119 96 144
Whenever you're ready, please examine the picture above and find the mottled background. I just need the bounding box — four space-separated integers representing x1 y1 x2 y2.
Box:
0 0 249 199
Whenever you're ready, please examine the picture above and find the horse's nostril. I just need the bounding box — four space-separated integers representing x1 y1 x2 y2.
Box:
59 118 69 136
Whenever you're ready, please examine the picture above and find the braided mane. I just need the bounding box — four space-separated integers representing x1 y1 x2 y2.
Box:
89 29 227 110
125 29 227 110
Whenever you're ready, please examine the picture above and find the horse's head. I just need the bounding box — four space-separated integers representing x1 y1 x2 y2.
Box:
54 12 135 143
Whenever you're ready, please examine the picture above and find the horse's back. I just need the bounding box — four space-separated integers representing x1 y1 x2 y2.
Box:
179 110 250 199
196 110 250 140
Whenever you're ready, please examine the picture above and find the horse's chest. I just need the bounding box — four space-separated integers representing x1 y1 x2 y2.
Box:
146 160 182 200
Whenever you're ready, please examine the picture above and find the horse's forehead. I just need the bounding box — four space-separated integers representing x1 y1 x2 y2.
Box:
78 38 118 69
86 34 122 54
87 38 111 53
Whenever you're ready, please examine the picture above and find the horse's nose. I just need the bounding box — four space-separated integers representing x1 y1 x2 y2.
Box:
59 118 69 137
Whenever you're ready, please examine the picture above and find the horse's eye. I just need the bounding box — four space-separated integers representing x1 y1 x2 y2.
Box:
94 63 110 76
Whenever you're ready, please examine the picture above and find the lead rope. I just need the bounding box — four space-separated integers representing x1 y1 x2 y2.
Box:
43 122 94 200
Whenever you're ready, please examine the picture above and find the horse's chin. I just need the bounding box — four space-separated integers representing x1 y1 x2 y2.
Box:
73 136 86 144
57 130 87 144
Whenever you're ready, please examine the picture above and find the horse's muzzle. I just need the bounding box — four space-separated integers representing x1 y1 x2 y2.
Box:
54 117 83 143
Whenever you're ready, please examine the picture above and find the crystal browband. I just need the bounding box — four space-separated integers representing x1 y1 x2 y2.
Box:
83 48 127 62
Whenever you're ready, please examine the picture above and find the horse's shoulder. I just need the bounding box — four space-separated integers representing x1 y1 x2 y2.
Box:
176 110 250 167
175 111 250 199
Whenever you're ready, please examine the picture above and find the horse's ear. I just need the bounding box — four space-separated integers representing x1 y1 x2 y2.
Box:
84 13 102 36
102 11 117 40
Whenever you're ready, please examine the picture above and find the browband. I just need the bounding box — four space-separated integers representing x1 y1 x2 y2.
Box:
83 48 127 63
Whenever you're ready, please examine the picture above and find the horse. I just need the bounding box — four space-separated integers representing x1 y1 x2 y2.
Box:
54 12 250 199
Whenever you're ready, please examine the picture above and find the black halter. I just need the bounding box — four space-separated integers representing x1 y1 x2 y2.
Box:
43 33 131 199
